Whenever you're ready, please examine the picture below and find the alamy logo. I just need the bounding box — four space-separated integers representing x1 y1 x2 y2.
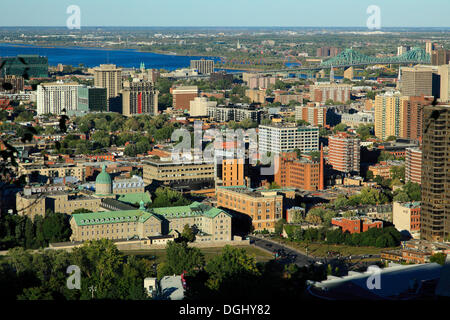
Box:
366 265 381 290
66 5 81 30
66 265 81 290
366 5 381 30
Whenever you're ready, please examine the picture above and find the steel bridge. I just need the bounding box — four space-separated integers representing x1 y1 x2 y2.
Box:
258 47 431 73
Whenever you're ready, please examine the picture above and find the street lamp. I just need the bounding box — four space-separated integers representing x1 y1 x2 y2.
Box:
88 285 97 299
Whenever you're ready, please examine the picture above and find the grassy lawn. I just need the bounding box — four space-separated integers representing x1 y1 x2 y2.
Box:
271 237 395 257
122 245 273 263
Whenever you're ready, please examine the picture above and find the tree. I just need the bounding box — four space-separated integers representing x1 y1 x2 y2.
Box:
204 245 260 291
181 224 196 242
268 182 280 190
386 136 397 142
274 219 286 235
42 211 71 244
333 123 347 133
366 170 374 180
429 253 447 265
71 239 125 299
293 148 302 158
356 124 373 141
296 120 310 126
393 191 409 203
149 187 191 208
158 241 205 278
390 165 405 181
305 213 322 225
366 91 376 100
403 182 421 201
17 287 54 300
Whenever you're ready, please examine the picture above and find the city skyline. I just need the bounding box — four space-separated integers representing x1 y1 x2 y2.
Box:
2 0 450 28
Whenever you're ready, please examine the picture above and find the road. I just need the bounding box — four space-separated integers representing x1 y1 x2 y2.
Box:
249 236 318 267
249 235 382 270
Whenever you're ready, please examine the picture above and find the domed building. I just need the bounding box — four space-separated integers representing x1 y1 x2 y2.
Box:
95 165 113 196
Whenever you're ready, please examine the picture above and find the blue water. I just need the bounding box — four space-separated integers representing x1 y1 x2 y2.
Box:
0 43 221 71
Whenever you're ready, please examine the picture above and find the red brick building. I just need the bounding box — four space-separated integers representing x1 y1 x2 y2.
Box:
274 152 322 191
400 95 434 141
328 133 360 174
405 147 422 185
331 217 383 234
170 86 199 111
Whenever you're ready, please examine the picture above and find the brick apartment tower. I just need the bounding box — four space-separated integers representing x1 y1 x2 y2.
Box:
274 152 320 191
328 133 360 174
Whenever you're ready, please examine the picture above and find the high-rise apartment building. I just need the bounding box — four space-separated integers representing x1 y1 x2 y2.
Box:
421 104 450 242
37 82 82 115
218 159 246 187
0 75 24 93
374 93 404 140
400 66 440 98
400 95 434 141
425 41 435 55
295 105 327 126
93 64 122 111
247 75 278 89
274 152 322 191
310 83 352 104
170 86 199 111
375 93 432 141
147 69 160 82
77 86 107 113
397 46 411 56
121 80 159 116
258 123 319 155
405 147 422 185
190 59 214 75
328 133 360 174
245 89 267 104
431 49 450 66
438 64 450 102
316 47 341 57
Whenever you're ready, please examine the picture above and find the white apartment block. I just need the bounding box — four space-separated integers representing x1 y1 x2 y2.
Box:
258 123 319 155
37 82 82 115
189 97 217 117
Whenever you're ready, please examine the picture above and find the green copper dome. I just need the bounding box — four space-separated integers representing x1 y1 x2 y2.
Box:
96 165 112 185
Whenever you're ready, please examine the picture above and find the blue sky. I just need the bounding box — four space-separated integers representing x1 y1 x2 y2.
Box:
1 0 449 27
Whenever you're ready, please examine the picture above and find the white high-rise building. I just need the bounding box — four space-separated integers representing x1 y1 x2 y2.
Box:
37 82 82 115
258 123 319 155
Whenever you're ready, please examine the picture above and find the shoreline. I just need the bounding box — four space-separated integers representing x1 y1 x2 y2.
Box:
0 41 223 59
0 42 268 72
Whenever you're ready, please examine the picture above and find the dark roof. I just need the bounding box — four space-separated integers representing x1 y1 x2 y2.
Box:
101 198 137 211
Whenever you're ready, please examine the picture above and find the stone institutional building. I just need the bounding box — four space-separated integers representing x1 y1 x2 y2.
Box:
70 202 232 242
216 186 284 232
16 189 102 219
